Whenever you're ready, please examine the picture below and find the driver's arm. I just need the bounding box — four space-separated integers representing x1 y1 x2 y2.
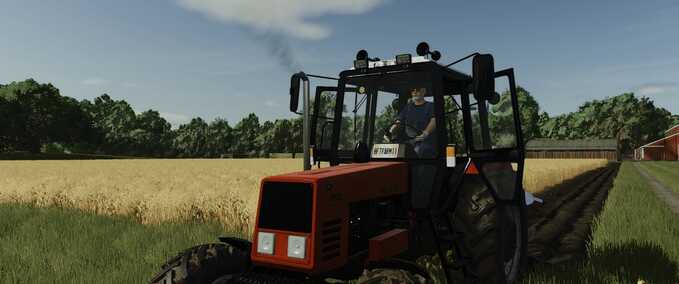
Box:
422 117 436 136
389 119 401 133
390 107 407 133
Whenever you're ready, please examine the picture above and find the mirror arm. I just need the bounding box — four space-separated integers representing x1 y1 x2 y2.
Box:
445 52 480 68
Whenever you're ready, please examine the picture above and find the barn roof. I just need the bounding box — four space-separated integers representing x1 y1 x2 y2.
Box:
638 132 679 149
526 139 618 151
665 124 679 134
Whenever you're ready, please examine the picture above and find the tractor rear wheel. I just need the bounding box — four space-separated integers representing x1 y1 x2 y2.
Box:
150 242 250 284
452 180 526 283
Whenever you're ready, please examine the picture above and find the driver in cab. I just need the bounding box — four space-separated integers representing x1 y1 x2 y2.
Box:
388 87 436 158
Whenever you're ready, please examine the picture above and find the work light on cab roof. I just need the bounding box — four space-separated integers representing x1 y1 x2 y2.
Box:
353 41 442 69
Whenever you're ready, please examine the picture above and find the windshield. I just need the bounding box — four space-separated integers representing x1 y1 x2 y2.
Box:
340 72 440 159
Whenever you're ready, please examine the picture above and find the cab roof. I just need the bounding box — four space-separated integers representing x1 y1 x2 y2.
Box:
339 61 473 95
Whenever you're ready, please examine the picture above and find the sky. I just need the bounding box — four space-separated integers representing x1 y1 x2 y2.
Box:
1 0 678 128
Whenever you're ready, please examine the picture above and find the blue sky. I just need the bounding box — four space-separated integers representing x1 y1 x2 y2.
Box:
1 0 678 127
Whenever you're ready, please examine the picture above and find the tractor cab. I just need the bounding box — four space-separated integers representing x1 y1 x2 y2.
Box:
290 44 523 166
290 43 526 210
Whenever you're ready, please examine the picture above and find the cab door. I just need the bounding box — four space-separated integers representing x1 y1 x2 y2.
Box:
459 68 528 281
309 86 364 166
464 69 525 204
309 86 336 164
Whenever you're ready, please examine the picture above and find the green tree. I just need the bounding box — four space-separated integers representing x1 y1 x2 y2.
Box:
85 94 137 154
233 113 261 156
0 79 95 153
256 120 275 157
173 117 208 157
131 110 173 157
206 118 233 158
539 93 674 153
290 117 303 154
491 86 541 143
374 104 396 142
0 96 11 151
271 119 293 153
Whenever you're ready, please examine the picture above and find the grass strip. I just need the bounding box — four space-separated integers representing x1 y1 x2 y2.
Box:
0 203 238 284
520 162 679 283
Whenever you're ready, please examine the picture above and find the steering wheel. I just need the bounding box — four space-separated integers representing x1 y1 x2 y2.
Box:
383 121 423 143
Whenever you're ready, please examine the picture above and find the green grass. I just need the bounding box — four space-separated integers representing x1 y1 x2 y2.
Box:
520 162 679 283
0 203 240 284
637 161 679 194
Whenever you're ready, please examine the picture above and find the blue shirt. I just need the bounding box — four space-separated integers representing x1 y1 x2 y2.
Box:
398 101 434 137
398 101 437 155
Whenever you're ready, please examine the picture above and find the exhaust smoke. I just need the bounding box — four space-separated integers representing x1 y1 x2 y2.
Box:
252 32 302 73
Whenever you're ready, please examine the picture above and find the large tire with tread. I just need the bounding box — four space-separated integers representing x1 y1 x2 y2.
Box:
357 268 429 284
150 243 250 284
452 177 527 283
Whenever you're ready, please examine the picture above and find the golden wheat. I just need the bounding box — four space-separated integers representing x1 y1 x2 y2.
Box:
522 159 609 193
0 158 606 235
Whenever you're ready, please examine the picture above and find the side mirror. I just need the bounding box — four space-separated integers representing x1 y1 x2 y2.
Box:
472 54 495 102
488 92 501 105
289 73 302 112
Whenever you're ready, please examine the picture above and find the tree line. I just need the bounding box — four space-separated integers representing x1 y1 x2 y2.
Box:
1 79 677 157
0 79 305 157
507 87 678 154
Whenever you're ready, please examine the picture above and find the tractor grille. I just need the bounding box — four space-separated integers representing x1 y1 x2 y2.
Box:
320 219 341 261
258 182 313 233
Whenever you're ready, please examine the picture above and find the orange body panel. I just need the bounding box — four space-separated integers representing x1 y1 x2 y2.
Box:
250 162 409 275
368 229 409 262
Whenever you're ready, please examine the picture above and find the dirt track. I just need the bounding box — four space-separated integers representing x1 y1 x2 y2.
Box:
525 163 620 264
634 162 679 216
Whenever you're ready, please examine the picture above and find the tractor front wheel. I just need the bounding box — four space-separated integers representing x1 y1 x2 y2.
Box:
150 242 250 284
452 180 527 283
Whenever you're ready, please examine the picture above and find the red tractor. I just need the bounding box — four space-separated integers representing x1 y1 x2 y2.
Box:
151 42 528 283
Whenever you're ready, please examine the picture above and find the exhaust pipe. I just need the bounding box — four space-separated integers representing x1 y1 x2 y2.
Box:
302 76 311 170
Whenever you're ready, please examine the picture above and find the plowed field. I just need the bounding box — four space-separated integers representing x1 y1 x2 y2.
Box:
526 163 620 264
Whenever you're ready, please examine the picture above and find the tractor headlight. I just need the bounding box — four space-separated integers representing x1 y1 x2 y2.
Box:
287 235 306 259
257 232 275 255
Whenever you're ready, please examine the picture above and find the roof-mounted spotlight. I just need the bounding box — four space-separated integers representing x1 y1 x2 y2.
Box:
395 53 412 65
354 49 380 69
416 42 441 61
356 49 380 61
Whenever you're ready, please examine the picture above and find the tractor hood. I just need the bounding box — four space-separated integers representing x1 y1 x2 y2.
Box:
251 162 408 274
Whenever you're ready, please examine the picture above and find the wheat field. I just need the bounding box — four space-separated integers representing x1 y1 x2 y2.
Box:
0 158 607 235
522 159 609 193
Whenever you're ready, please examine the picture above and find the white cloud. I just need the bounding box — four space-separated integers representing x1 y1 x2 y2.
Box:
81 78 110 86
176 0 385 40
636 83 676 96
160 112 191 128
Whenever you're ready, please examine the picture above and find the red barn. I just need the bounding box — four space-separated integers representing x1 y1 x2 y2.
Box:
634 124 679 160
